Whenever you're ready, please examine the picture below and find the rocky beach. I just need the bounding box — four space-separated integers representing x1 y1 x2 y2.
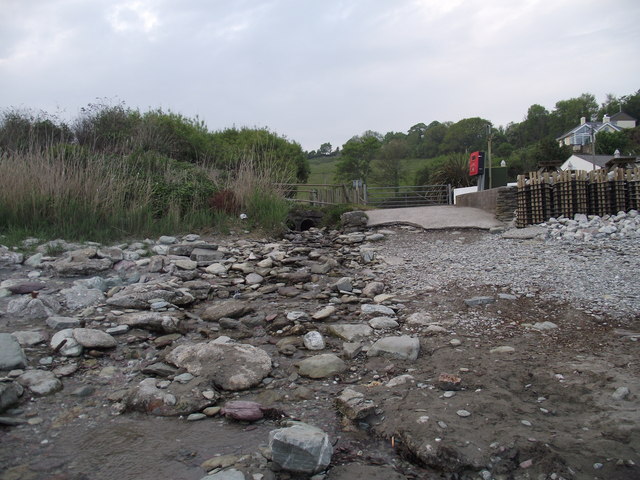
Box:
1 212 639 480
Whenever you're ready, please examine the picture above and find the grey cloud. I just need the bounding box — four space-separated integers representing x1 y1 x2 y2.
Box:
1 0 639 150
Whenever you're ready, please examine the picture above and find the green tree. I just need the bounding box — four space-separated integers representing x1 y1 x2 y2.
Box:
551 93 598 135
596 127 638 155
418 121 448 158
319 142 332 156
369 138 409 187
597 93 621 119
621 89 640 120
406 122 427 156
440 117 490 154
335 132 382 184
532 138 571 167
383 131 407 143
523 104 551 142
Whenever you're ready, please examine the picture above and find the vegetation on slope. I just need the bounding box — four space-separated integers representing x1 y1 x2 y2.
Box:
0 102 308 243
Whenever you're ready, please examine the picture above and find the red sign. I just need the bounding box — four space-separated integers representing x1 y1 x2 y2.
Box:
469 151 485 176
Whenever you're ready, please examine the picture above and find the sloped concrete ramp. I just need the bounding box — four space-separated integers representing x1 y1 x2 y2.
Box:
366 205 503 230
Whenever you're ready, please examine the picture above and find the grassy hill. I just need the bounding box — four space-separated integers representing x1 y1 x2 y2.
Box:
308 156 434 186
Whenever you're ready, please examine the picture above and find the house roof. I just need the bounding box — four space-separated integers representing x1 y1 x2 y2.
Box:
556 121 622 141
610 111 637 122
573 154 612 168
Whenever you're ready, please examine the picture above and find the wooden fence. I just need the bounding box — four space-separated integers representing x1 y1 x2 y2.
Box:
516 167 640 227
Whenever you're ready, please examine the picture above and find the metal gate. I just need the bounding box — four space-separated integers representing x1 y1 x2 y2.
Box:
365 184 451 208
280 183 451 208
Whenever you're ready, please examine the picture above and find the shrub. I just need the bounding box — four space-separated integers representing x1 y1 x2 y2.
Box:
0 108 73 153
320 204 359 229
73 100 140 153
431 154 474 188
209 190 240 215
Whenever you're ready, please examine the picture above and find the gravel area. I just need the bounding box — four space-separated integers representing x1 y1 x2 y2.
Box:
371 226 640 320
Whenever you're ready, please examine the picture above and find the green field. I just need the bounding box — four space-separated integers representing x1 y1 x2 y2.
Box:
307 157 434 186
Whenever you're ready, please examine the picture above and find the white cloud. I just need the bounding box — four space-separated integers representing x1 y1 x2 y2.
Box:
107 1 159 34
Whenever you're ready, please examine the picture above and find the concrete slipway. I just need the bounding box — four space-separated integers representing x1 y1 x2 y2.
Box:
365 205 504 230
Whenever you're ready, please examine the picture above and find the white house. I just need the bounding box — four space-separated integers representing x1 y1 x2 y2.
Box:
560 154 611 171
556 112 637 154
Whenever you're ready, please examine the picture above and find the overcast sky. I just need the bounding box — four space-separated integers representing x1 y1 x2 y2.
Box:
1 0 639 150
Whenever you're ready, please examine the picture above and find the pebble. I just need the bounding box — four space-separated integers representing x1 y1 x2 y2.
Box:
374 217 640 319
611 386 630 400
456 410 471 417
519 459 533 469
174 373 195 384
490 346 515 354
187 413 207 421
106 325 130 335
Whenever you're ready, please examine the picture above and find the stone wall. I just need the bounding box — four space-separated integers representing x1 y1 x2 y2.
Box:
456 186 517 223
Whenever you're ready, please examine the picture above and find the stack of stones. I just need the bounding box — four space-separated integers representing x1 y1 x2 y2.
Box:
340 211 368 233
542 210 640 242
495 186 518 224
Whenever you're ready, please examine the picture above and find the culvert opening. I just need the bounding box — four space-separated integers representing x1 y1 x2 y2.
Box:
300 219 316 231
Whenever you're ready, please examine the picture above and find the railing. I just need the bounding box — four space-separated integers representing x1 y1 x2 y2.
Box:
279 183 366 206
365 184 451 208
280 183 451 208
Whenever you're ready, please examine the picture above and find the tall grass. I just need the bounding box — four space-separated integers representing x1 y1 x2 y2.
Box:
225 150 295 233
0 144 297 244
0 147 219 243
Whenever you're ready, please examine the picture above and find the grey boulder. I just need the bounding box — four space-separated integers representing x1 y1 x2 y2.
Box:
0 382 23 413
6 295 61 319
17 370 62 396
327 324 373 342
0 333 28 369
61 284 105 310
297 354 347 379
167 341 272 391
50 329 83 357
118 312 183 333
72 328 117 349
201 300 254 322
51 255 113 276
367 335 420 361
106 282 195 309
335 387 377 421
199 469 245 480
269 423 332 474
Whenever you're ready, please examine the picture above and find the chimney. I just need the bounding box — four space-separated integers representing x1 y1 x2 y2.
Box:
603 114 610 123
580 116 586 125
